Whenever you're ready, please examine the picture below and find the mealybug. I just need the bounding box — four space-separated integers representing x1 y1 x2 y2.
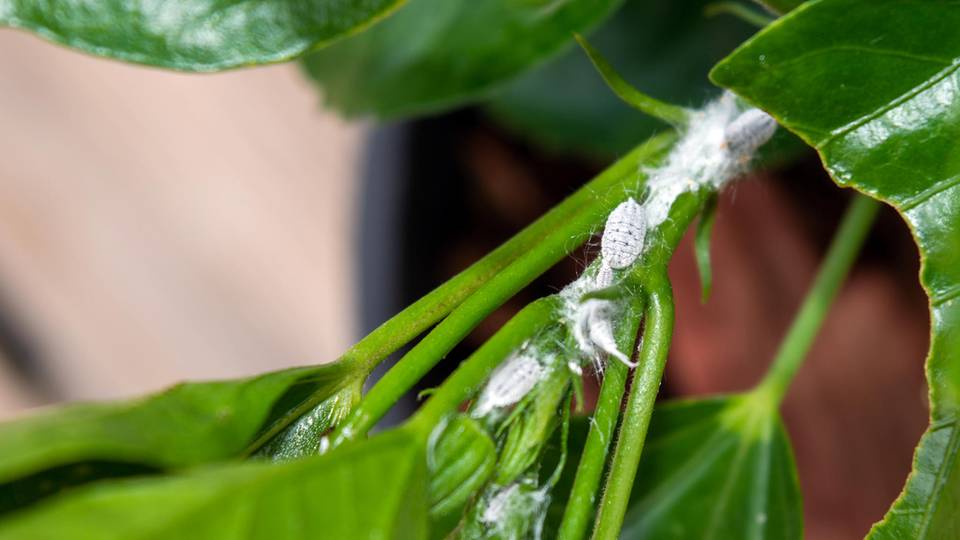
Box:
723 108 777 157
601 197 646 270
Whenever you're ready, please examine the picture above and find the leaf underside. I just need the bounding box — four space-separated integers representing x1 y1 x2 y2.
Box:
300 0 624 118
0 430 428 540
0 361 361 514
712 0 960 536
0 0 406 71
621 397 802 540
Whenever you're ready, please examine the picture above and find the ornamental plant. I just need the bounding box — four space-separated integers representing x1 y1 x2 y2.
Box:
0 0 956 538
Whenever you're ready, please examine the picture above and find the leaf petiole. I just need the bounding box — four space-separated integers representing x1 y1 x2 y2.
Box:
704 2 776 28
590 275 675 540
754 193 880 405
557 293 643 539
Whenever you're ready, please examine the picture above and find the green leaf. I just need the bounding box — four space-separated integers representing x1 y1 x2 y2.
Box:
621 396 802 539
255 380 364 461
710 1 960 535
487 0 758 157
541 416 591 538
573 34 690 125
0 0 406 71
0 430 427 539
0 361 364 514
300 0 623 118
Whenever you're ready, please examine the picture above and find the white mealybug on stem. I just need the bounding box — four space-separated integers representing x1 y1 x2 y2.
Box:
472 353 543 417
723 108 778 158
600 197 646 270
578 299 634 368
565 95 778 375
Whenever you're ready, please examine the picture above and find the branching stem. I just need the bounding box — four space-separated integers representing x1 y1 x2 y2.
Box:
558 295 643 540
326 134 677 447
591 276 675 540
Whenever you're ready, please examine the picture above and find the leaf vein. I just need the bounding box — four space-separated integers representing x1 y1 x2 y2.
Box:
932 284 960 307
822 58 960 147
918 418 960 539
900 173 960 212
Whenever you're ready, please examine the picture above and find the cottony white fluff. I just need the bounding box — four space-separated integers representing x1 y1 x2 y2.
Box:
566 93 777 371
575 298 634 369
724 107 778 158
477 480 551 539
472 352 544 417
643 92 773 230
561 268 633 372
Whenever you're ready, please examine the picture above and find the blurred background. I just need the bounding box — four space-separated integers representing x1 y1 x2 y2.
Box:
0 2 934 538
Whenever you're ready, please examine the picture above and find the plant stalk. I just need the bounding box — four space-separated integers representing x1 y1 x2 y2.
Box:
557 296 642 540
755 193 879 404
704 2 776 28
586 188 709 540
327 134 677 446
408 296 562 431
591 277 675 540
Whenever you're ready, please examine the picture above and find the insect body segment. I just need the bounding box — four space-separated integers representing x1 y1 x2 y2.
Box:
568 197 647 371
723 108 777 158
600 197 646 270
472 353 544 417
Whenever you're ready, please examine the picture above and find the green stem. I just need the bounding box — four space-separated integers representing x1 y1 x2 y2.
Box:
408 297 563 431
591 277 675 540
755 193 879 404
704 2 775 27
327 134 677 447
588 188 709 540
247 133 675 454
558 296 643 540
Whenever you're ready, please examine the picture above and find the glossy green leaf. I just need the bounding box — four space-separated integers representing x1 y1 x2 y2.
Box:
487 0 758 157
0 361 364 514
0 430 427 540
621 396 802 539
0 0 406 71
300 0 623 118
711 1 960 535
